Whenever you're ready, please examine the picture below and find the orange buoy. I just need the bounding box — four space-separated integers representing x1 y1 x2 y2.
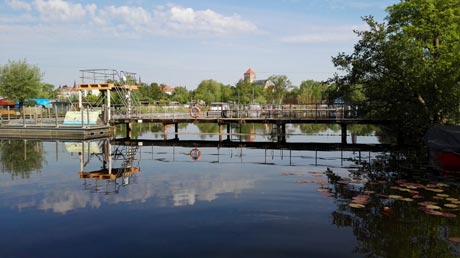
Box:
189 106 201 118
189 148 202 161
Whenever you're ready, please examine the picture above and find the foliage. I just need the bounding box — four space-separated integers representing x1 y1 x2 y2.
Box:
330 0 460 144
194 79 226 105
266 75 292 105
298 80 329 104
171 86 190 104
0 60 43 102
38 83 58 99
235 79 253 104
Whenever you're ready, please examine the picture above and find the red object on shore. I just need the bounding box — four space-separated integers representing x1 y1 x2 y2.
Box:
425 125 460 173
0 98 15 108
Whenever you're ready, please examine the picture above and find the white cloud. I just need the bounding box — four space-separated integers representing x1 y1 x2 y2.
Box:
2 1 257 39
155 5 258 35
33 0 93 22
7 0 31 11
104 5 152 26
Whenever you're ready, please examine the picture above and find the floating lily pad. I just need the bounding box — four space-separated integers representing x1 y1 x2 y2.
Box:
436 194 449 198
441 213 457 218
388 195 403 199
418 201 437 206
426 205 441 210
446 198 458 202
448 237 460 243
444 204 458 209
401 198 414 202
426 188 444 193
349 203 365 209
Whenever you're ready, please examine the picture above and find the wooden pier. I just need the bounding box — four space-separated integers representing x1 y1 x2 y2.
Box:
0 124 112 140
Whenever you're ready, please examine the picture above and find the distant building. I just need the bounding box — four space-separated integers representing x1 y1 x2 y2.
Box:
57 85 79 99
160 85 175 96
244 68 256 83
243 68 271 89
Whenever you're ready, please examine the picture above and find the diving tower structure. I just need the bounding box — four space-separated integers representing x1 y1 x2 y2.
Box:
77 69 141 125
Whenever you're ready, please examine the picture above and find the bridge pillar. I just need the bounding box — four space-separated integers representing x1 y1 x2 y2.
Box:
227 124 231 141
341 123 347 144
126 122 132 139
279 123 286 143
174 123 179 140
218 124 223 142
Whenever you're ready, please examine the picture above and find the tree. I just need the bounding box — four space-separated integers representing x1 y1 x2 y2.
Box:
235 79 253 104
38 83 58 99
194 79 225 105
0 60 43 103
171 86 190 104
266 75 292 105
330 0 460 143
298 80 328 104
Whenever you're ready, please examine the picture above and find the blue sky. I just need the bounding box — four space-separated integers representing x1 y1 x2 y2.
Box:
0 0 397 89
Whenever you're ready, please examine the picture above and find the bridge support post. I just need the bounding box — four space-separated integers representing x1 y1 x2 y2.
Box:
227 124 231 141
341 123 347 144
218 124 223 142
280 123 286 143
126 122 132 139
174 123 179 140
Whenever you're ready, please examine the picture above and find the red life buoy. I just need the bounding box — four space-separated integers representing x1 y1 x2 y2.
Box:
189 106 201 118
189 148 202 161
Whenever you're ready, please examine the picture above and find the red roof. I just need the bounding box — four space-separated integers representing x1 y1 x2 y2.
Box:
244 68 255 75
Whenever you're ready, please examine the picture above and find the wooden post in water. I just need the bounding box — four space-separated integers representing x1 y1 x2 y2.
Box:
218 124 223 142
55 105 58 127
174 123 179 140
7 106 10 121
341 123 347 144
126 122 132 139
227 123 231 141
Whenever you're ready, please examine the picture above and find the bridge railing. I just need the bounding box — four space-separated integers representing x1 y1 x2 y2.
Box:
115 103 363 120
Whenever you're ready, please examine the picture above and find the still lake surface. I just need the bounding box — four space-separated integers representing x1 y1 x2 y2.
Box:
1 124 460 258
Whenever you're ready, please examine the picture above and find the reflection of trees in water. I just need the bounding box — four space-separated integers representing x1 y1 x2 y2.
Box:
298 124 339 134
196 123 219 139
348 124 379 136
326 156 460 257
0 140 44 179
116 123 187 139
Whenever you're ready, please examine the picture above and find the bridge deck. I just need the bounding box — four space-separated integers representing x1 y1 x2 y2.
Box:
111 117 389 125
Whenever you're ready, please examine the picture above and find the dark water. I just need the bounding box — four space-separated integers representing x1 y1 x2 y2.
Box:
1 131 460 257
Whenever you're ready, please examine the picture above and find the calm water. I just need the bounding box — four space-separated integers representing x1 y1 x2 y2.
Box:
1 126 460 258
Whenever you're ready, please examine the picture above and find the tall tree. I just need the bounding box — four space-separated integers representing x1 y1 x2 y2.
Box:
235 79 253 104
266 75 292 105
0 60 42 103
195 79 225 105
298 80 328 104
330 0 460 143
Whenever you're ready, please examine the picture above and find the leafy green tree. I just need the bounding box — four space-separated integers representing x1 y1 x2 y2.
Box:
266 75 292 105
330 0 460 143
195 79 225 105
235 79 253 104
0 60 42 103
298 80 329 104
38 83 58 99
171 86 190 104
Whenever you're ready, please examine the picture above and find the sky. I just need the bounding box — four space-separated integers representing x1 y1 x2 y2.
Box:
0 0 397 89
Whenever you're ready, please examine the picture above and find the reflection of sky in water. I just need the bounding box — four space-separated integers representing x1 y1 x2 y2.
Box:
0 139 375 258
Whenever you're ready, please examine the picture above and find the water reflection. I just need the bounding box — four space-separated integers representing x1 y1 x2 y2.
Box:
0 139 44 179
281 155 460 257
